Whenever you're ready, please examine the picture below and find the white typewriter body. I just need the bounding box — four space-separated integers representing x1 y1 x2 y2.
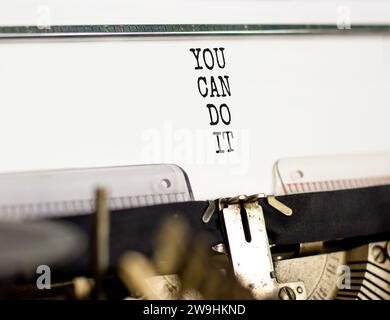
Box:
0 0 390 201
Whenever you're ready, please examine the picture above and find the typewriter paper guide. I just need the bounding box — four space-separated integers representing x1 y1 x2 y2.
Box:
0 35 390 199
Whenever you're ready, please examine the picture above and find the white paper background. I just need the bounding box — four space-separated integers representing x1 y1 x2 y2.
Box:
0 34 389 199
1 0 390 25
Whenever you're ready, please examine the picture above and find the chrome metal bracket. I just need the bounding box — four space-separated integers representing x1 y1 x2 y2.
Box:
220 194 307 300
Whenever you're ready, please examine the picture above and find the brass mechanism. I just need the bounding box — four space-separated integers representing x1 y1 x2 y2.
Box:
118 216 253 300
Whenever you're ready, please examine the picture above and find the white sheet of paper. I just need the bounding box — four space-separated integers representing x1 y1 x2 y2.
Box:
0 34 389 199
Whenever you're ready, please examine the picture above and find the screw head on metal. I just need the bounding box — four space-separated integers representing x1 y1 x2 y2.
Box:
371 245 386 264
279 286 296 300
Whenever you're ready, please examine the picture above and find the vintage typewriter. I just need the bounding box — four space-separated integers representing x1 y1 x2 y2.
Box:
0 0 390 300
